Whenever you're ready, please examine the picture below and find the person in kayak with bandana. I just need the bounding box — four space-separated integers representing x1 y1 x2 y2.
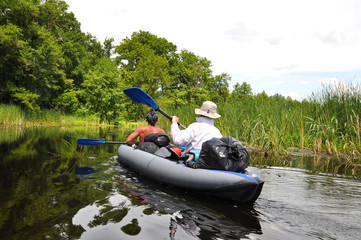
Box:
126 111 166 145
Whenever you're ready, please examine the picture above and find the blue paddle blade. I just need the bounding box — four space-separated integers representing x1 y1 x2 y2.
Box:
123 87 159 110
77 138 106 146
75 167 100 175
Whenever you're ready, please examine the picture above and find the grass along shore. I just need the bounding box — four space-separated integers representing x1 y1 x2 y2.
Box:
158 82 361 163
0 104 147 128
0 104 102 127
2 82 360 163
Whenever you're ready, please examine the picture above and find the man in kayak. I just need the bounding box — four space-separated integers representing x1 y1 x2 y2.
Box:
126 111 166 145
171 101 222 156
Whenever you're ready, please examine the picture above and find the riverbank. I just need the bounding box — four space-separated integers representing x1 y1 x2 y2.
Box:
0 104 99 127
2 81 361 164
0 104 146 128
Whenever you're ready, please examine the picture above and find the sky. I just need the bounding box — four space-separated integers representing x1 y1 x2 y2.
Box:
66 0 361 100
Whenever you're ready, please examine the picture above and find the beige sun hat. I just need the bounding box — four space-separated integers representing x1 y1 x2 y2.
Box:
195 101 221 119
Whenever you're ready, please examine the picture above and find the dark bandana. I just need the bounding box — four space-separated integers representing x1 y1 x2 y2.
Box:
147 111 158 126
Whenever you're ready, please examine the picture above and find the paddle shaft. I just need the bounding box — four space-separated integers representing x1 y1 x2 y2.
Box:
104 141 127 144
77 138 126 146
157 108 186 129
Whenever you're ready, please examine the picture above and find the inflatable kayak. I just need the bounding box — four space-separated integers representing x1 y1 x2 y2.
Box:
117 145 263 203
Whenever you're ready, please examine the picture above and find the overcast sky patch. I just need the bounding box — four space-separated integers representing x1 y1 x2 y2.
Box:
66 0 361 99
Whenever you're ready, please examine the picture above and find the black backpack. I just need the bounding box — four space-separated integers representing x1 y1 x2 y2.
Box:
144 133 170 147
186 137 249 172
137 133 171 153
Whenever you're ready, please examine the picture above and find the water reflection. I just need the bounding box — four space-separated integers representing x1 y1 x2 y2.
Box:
0 127 125 239
76 166 105 180
168 207 261 240
1 126 360 240
251 152 361 179
117 166 263 240
169 211 200 239
255 165 361 239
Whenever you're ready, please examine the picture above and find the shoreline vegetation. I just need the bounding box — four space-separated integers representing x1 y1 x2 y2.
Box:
1 84 361 180
157 83 361 165
0 104 144 128
1 82 361 165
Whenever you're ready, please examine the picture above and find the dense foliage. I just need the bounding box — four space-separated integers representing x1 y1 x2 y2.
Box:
1 0 230 122
0 0 122 122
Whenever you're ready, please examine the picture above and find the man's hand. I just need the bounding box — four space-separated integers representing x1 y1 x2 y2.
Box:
172 116 179 124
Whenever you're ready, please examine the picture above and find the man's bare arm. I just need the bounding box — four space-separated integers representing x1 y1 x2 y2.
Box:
126 129 140 145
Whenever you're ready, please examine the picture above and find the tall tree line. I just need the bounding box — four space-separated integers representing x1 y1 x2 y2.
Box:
0 0 237 122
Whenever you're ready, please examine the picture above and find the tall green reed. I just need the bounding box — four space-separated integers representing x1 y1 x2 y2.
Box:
219 96 303 155
0 104 102 127
159 81 361 161
0 104 26 126
308 81 361 157
159 96 304 155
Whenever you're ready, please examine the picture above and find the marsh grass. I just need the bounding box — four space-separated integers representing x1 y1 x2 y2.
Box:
158 82 361 162
0 104 26 126
219 97 303 157
0 104 149 130
307 82 361 158
0 104 102 127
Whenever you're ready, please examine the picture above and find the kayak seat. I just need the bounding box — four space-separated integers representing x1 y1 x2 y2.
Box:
154 146 188 162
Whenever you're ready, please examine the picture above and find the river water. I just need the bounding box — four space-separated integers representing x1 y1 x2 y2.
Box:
0 127 360 240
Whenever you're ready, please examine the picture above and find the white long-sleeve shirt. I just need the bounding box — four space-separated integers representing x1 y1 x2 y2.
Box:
170 117 222 153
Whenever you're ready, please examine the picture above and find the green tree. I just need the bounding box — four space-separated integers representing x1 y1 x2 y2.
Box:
78 57 124 123
168 50 214 105
115 30 177 65
0 0 71 110
115 31 175 95
206 73 231 102
115 31 232 113
114 31 177 119
103 37 114 58
231 82 252 100
255 90 269 104
0 0 114 115
0 23 30 105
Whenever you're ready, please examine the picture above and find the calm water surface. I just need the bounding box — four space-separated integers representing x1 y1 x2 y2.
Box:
0 127 360 240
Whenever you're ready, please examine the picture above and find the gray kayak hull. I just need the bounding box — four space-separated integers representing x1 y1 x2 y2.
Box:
117 145 263 203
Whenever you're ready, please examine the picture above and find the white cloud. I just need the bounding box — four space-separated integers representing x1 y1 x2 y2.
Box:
299 81 311 85
320 78 342 86
66 0 361 98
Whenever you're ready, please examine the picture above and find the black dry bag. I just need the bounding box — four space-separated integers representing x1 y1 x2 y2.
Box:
186 137 249 172
144 133 170 147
